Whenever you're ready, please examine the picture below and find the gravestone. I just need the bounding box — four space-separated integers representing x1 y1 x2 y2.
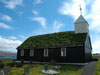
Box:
4 66 11 74
24 67 30 75
0 71 4 75
44 64 48 71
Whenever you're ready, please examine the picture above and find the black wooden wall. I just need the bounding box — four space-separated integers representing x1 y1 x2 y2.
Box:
17 46 88 63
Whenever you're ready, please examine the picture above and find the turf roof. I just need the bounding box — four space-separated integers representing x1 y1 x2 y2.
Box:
17 31 87 49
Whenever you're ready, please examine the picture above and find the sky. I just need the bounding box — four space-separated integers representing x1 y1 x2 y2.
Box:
0 0 100 53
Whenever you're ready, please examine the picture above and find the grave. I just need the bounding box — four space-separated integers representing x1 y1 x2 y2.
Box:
42 70 60 74
0 71 4 75
44 64 48 71
24 67 30 75
4 66 11 74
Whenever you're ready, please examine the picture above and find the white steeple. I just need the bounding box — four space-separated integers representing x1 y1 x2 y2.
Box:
75 15 87 23
74 6 89 34
74 15 89 34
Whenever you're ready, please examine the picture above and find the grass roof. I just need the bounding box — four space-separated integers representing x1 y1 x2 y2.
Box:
18 31 87 49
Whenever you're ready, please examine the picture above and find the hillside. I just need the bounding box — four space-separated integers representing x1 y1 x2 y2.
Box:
0 51 16 57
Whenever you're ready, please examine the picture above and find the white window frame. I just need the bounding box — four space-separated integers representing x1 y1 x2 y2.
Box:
21 50 24 56
44 48 48 57
30 49 34 56
61 48 66 57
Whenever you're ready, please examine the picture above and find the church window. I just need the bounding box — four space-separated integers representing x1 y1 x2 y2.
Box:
61 48 66 56
21 50 24 56
44 49 48 57
30 49 34 56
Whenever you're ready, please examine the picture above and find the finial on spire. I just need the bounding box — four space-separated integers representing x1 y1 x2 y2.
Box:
79 5 82 15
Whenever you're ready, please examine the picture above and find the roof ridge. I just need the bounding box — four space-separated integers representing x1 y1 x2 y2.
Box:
75 15 87 23
30 31 74 37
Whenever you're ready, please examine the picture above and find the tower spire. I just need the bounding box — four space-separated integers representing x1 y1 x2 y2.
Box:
80 5 82 15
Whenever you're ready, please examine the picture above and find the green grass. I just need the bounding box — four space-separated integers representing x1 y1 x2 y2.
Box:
0 59 82 75
92 54 100 75
94 56 100 75
6 64 82 75
57 65 82 75
0 59 12 63
93 54 100 57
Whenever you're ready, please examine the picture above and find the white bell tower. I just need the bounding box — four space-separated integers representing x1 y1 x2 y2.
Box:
74 6 89 34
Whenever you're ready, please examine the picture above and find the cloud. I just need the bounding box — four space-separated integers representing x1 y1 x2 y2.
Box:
2 15 12 22
19 35 27 39
86 0 100 32
0 22 12 29
52 20 64 32
32 17 47 28
32 10 47 28
32 10 39 16
33 0 42 4
1 0 23 9
33 20 64 35
8 36 17 40
18 11 23 15
0 36 22 52
59 0 88 19
92 40 100 53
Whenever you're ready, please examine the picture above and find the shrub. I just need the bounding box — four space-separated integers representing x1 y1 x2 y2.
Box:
91 58 98 61
16 63 23 67
7 60 16 67
0 61 4 69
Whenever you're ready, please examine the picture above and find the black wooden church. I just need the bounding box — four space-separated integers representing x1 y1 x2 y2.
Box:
17 15 92 63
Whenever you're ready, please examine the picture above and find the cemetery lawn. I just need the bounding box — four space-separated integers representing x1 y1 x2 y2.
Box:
94 56 100 75
0 59 82 75
6 64 82 75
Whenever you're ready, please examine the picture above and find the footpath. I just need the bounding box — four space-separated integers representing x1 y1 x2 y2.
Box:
81 61 96 75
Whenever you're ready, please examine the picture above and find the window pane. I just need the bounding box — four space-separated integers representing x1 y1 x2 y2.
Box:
44 49 48 57
61 48 66 56
21 50 24 56
30 50 34 56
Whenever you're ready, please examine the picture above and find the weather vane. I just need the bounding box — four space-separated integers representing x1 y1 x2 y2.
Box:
80 5 82 15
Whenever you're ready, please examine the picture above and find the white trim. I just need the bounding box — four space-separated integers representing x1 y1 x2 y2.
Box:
16 61 89 65
30 49 34 56
61 48 66 56
44 48 48 57
21 50 24 56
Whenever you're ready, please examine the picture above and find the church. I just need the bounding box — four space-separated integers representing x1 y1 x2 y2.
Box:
17 14 92 63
